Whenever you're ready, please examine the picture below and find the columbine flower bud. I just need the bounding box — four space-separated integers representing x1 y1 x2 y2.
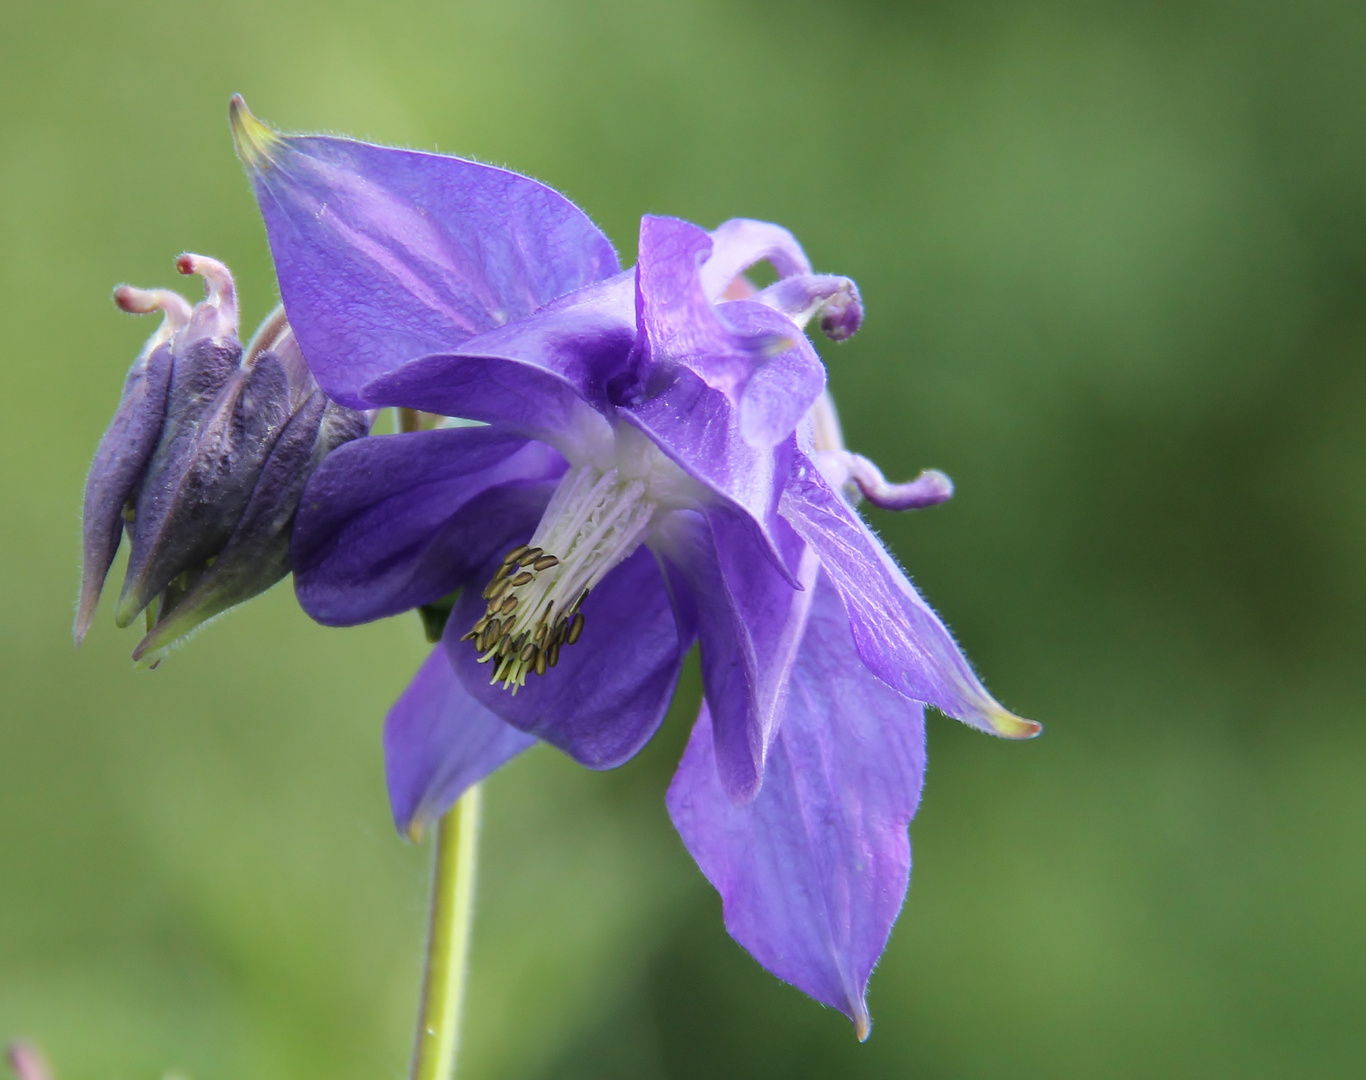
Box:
76 255 369 663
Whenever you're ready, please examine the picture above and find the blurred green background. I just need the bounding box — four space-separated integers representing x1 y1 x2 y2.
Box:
4 0 1366 1076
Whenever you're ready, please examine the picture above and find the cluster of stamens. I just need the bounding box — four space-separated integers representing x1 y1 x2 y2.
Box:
462 544 587 691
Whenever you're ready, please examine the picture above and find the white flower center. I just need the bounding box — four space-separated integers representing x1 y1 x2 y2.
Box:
463 462 660 690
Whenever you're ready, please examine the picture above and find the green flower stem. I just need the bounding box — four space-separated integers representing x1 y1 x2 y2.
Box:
410 784 483 1080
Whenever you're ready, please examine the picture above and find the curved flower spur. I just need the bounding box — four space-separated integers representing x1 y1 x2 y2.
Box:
235 97 1039 1037
76 253 370 663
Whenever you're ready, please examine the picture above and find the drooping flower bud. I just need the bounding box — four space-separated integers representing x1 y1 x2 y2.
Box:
76 255 370 662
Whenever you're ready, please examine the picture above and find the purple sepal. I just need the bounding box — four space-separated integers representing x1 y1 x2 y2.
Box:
386 645 537 838
780 455 1040 740
445 546 688 769
667 574 926 1039
242 122 619 409
292 426 564 626
658 509 818 804
75 342 174 643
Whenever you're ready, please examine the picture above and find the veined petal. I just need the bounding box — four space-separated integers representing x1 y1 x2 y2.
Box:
780 455 1040 740
657 508 818 804
620 365 798 582
634 215 764 393
667 574 926 1039
363 353 614 465
719 300 826 450
292 426 564 625
445 546 687 770
386 646 537 839
633 217 826 446
453 271 636 409
699 218 813 302
233 97 620 409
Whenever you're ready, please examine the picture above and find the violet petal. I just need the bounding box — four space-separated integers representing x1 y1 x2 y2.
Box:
667 574 925 1038
445 546 687 769
719 300 827 450
363 353 614 464
386 645 537 838
658 508 818 804
635 216 786 395
293 426 564 625
780 455 1040 739
620 365 797 582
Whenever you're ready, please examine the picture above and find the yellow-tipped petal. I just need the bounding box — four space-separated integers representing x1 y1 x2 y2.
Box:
229 94 282 170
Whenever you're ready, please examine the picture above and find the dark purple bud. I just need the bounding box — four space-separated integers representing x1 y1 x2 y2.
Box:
134 391 369 661
76 255 369 661
74 287 185 643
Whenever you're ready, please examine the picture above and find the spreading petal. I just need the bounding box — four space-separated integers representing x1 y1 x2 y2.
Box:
232 97 620 409
445 546 687 769
780 455 1040 739
633 217 825 450
667 574 926 1038
293 426 563 625
657 508 819 804
386 646 537 839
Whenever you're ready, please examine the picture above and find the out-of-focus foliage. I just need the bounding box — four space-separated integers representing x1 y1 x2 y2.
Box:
3 0 1365 1076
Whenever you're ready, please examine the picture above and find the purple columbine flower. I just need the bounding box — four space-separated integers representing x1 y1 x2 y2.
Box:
234 97 1039 1037
76 253 369 662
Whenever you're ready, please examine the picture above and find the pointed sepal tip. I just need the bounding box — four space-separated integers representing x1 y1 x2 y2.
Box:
229 94 281 170
989 706 1043 740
